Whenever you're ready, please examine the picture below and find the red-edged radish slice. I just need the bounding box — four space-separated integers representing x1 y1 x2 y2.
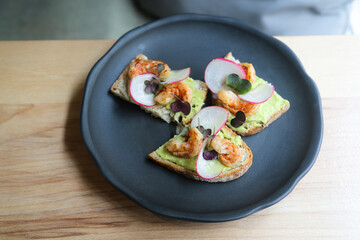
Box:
129 73 156 107
162 67 191 84
190 106 229 179
204 58 246 93
196 138 224 179
238 83 274 104
191 106 229 135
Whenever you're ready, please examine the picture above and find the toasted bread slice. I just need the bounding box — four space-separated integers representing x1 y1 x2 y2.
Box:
215 52 290 136
148 126 253 182
110 54 208 125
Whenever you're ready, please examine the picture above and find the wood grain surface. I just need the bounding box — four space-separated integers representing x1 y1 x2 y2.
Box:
1 37 360 239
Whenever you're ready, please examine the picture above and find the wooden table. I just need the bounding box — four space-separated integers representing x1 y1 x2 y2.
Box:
1 36 359 239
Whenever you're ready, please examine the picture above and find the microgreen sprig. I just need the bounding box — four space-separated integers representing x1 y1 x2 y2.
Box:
170 93 191 115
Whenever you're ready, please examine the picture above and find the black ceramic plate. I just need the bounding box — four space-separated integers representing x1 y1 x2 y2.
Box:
81 14 323 222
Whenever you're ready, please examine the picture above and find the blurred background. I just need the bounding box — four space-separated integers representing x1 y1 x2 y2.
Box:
0 0 359 40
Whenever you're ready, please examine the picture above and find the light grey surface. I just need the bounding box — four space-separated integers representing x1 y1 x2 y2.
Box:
1 0 359 40
0 0 154 40
137 0 357 35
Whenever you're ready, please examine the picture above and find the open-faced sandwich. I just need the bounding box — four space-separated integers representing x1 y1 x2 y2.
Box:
111 53 290 182
111 54 208 125
205 52 290 136
148 107 253 182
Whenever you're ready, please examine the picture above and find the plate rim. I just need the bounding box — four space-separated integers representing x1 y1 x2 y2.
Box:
80 13 323 222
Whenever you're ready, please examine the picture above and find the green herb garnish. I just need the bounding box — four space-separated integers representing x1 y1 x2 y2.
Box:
157 64 165 74
226 73 252 94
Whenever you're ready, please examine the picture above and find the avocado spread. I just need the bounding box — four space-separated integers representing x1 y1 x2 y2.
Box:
164 77 206 123
155 128 243 173
228 76 289 132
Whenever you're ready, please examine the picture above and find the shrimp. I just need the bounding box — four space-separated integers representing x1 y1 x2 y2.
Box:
128 58 170 79
217 90 259 116
210 135 243 167
166 128 203 158
154 81 192 105
240 62 256 84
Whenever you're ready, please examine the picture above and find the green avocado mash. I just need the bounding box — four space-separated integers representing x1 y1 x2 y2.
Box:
164 77 206 123
228 76 289 133
155 128 243 173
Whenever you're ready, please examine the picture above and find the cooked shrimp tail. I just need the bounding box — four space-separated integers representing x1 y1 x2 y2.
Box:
210 135 243 167
154 81 192 105
129 58 170 79
240 62 256 84
217 90 259 116
166 128 203 158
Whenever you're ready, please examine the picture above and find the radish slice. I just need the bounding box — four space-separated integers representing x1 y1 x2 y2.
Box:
191 106 229 135
162 67 191 84
190 106 229 180
196 138 224 179
129 73 156 107
204 58 246 94
238 83 274 104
